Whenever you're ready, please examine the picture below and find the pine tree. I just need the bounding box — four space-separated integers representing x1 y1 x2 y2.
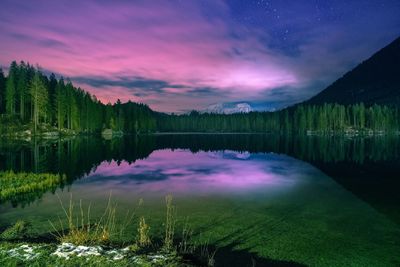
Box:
55 78 66 130
48 73 58 125
17 61 28 121
65 81 78 130
5 61 18 115
70 93 78 130
0 69 5 113
30 71 48 133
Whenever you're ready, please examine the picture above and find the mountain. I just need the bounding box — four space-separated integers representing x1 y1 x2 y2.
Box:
204 102 252 114
304 37 400 106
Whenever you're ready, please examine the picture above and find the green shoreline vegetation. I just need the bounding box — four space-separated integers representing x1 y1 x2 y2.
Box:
0 194 215 266
0 171 67 205
1 61 400 138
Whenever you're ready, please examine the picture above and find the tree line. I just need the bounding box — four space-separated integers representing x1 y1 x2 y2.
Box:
156 103 400 134
1 61 399 135
0 61 156 134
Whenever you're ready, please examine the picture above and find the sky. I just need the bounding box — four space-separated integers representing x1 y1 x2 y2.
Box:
0 0 399 113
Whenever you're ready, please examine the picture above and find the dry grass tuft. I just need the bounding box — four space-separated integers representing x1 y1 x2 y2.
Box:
49 193 133 246
137 216 151 247
164 194 176 250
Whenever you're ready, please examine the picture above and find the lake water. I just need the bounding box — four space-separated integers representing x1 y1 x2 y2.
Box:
0 134 400 266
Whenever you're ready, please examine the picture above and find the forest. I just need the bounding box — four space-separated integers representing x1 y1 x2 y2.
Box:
0 61 156 135
158 103 400 133
1 61 399 135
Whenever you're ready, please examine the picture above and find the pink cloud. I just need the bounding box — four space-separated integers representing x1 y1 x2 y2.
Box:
3 0 395 112
0 0 301 111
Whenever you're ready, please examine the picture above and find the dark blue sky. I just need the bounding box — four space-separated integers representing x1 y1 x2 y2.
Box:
0 0 399 112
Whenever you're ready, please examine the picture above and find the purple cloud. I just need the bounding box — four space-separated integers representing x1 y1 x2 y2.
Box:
0 0 399 112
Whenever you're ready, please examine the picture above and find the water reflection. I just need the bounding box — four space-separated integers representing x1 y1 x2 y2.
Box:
0 134 400 220
1 135 400 266
2 135 400 177
85 150 304 194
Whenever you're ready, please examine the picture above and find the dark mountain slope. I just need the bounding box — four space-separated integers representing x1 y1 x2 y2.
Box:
304 37 400 105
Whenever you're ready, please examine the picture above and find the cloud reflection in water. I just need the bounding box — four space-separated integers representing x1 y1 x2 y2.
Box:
82 149 311 195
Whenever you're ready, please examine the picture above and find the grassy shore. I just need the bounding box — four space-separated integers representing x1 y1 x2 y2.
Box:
0 171 67 205
0 195 214 267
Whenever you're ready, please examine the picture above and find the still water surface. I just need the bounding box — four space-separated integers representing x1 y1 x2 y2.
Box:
0 135 399 266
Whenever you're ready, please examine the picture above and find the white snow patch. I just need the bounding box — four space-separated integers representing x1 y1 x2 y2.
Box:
7 244 41 261
52 243 103 259
106 249 126 260
204 102 253 114
52 243 130 260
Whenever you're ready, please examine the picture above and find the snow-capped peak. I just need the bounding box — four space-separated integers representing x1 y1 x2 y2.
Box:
205 102 252 114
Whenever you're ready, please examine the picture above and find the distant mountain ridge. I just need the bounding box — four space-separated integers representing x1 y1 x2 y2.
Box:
304 37 400 106
204 102 252 114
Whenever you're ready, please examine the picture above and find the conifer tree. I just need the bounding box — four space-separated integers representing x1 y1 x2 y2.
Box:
48 73 58 125
0 69 5 113
5 61 18 115
17 61 28 121
30 71 48 132
55 78 66 130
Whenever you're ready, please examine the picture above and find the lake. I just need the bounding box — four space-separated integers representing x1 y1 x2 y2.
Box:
1 134 400 266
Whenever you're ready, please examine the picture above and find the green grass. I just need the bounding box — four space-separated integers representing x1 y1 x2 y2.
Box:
0 195 205 266
0 171 66 204
0 242 186 267
2 187 399 266
28 195 213 266
0 220 30 241
3 177 399 266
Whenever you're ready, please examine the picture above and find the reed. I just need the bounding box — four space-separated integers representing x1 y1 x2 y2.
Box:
164 194 176 250
49 194 134 246
178 217 194 254
14 194 217 266
137 216 151 247
199 239 216 267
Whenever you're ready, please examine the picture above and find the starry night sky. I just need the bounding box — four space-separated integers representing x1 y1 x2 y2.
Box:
0 0 399 112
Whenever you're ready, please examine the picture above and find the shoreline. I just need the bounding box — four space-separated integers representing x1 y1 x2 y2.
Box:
1 126 400 140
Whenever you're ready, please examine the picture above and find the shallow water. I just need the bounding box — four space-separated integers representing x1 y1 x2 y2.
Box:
0 135 399 266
